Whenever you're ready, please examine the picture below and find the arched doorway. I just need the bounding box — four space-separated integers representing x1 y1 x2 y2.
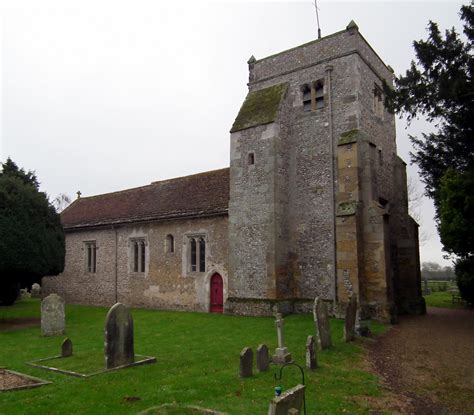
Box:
210 273 223 313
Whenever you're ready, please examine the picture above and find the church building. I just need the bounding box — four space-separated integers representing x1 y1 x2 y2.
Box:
43 22 425 322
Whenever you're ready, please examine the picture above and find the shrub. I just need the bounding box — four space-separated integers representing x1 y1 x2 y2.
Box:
455 256 474 305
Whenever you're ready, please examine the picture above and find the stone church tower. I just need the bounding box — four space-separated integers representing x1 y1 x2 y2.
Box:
226 21 424 321
44 21 424 323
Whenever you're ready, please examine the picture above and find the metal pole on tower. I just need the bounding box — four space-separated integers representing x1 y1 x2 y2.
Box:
313 1 322 39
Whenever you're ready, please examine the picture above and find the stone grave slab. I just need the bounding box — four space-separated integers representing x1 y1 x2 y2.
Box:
344 294 358 342
239 347 253 378
313 297 332 350
41 294 65 336
256 344 269 372
105 303 135 369
268 384 305 415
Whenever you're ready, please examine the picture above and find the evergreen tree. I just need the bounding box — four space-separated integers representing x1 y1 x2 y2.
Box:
384 4 474 304
0 158 65 305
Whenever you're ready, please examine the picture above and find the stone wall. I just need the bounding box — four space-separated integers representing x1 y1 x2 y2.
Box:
43 215 228 312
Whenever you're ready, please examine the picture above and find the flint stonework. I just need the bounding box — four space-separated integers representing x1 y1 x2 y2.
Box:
105 303 135 369
305 335 317 370
61 338 73 357
344 294 358 342
239 347 253 378
313 297 332 350
41 294 65 336
256 344 269 372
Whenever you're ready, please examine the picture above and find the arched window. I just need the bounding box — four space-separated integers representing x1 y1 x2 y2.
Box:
188 235 206 273
190 238 197 272
302 84 312 112
199 237 206 272
314 81 324 109
131 238 146 273
301 80 325 111
166 234 174 253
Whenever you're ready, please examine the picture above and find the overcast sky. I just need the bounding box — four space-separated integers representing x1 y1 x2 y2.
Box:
0 0 467 266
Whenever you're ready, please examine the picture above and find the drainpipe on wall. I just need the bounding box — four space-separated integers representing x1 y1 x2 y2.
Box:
325 65 338 311
114 226 118 303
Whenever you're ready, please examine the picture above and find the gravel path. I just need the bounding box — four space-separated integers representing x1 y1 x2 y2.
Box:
369 307 474 415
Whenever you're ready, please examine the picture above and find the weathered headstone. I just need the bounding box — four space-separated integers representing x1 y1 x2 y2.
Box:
344 294 358 342
272 313 292 364
61 338 73 357
268 384 305 415
20 288 30 300
305 335 317 370
31 283 41 298
256 344 269 372
239 347 253 378
104 303 135 369
41 294 65 336
312 297 332 350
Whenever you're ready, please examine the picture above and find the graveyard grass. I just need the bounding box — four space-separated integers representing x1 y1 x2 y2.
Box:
1 299 387 414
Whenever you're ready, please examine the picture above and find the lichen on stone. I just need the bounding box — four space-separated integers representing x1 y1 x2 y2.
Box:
230 83 288 133
336 201 359 216
338 129 368 146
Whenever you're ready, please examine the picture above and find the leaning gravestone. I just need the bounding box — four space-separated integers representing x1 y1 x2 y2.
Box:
256 344 269 372
104 303 135 369
61 338 73 357
268 384 305 415
305 335 317 370
41 294 65 336
312 297 332 350
31 283 41 298
239 347 253 378
344 294 358 342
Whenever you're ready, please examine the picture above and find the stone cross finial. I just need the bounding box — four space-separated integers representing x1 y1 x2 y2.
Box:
76 191 82 199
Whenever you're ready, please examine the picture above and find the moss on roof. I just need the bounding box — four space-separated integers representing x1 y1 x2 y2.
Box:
230 83 288 133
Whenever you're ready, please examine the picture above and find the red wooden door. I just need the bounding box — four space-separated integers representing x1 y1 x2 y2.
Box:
210 273 223 313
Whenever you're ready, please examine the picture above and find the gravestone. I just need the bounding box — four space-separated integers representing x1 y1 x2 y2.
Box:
104 303 135 369
256 344 269 372
267 384 305 415
272 313 292 364
31 283 41 298
41 294 65 336
61 338 73 357
20 288 30 300
305 335 317 370
312 297 332 350
239 347 253 378
343 294 358 342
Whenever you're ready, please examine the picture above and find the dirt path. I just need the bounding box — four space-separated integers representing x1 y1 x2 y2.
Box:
369 307 474 415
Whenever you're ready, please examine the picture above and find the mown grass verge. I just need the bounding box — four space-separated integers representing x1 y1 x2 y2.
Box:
1 299 387 414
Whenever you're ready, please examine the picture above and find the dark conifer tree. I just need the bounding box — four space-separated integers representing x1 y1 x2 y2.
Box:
0 158 65 305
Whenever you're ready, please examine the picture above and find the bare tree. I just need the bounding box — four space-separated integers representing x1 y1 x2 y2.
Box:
407 176 430 245
52 193 72 213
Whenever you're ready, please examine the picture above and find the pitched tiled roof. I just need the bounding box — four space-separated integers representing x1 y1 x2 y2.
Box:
61 168 229 230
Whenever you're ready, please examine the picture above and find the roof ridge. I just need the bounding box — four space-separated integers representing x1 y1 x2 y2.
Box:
151 167 229 185
74 167 230 202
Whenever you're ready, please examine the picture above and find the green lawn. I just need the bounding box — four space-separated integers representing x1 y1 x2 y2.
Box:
424 291 467 309
0 299 387 414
